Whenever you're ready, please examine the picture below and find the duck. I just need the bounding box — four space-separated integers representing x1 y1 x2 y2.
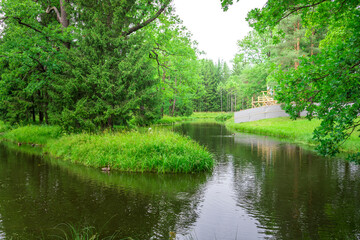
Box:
101 165 110 172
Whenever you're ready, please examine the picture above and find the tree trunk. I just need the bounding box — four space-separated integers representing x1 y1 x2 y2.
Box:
46 0 70 48
220 91 223 112
311 29 315 56
107 116 113 128
171 77 177 116
294 20 300 70
32 97 36 122
234 94 237 112
39 111 44 124
171 98 176 116
44 89 49 124
169 99 172 116
227 94 229 112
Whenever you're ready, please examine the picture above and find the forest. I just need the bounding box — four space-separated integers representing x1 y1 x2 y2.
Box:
0 0 359 157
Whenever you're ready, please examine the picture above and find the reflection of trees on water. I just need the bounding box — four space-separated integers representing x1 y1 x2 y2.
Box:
229 136 360 239
174 123 360 239
0 144 208 239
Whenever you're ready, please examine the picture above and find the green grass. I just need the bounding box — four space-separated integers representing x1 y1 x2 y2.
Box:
0 120 11 134
154 115 194 124
49 223 123 240
2 124 214 173
225 117 360 153
3 125 62 145
155 112 233 125
191 112 229 119
45 130 214 173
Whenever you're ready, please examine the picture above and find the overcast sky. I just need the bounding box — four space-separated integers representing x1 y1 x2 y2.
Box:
173 0 267 66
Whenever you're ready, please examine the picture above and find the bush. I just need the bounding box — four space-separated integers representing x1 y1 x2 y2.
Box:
0 120 11 133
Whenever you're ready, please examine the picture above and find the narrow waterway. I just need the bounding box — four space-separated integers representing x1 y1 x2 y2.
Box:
0 123 359 239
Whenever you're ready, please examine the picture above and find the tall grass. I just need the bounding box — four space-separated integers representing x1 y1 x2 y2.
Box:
3 125 62 145
49 223 123 240
46 130 214 173
226 117 360 153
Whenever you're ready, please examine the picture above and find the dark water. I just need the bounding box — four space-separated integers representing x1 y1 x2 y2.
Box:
0 123 360 239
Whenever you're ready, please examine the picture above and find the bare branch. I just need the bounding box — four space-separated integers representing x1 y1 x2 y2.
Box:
13 17 45 35
278 0 328 23
46 6 61 23
122 1 171 36
349 60 360 70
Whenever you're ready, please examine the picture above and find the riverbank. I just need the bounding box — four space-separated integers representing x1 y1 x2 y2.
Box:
0 124 213 173
155 112 233 124
225 117 360 154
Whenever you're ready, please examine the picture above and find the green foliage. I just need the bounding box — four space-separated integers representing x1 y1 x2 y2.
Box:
3 125 62 145
193 60 231 112
274 8 360 156
0 0 193 131
0 120 11 133
45 130 214 173
51 223 121 240
347 153 360 164
155 115 193 125
214 113 233 122
221 0 360 157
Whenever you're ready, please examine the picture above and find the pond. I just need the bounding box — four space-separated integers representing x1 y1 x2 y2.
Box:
0 123 359 239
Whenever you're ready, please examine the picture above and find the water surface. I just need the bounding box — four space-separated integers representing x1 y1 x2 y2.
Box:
0 123 359 239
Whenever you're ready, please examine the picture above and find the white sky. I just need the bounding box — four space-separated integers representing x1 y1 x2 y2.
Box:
173 0 267 66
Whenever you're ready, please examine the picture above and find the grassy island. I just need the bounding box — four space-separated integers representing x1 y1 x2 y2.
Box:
0 124 213 173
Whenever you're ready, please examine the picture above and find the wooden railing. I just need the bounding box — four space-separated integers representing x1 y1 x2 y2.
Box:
251 91 277 108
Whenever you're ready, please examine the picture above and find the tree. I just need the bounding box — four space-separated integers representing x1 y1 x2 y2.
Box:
221 0 360 157
148 14 200 117
1 0 190 131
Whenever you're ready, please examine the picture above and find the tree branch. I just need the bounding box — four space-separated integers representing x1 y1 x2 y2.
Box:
122 1 171 36
278 0 328 23
46 6 61 23
13 17 44 35
349 60 360 70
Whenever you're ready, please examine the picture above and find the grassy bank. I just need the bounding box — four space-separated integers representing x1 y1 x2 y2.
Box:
226 117 360 153
155 112 233 124
46 131 213 173
1 125 213 173
3 125 62 145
